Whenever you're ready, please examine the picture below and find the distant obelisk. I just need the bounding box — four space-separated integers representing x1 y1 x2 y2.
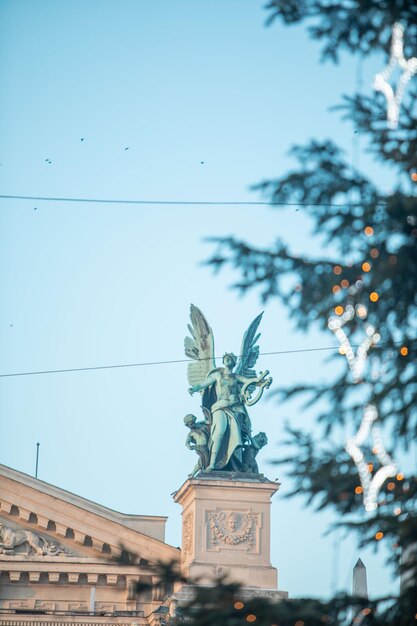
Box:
352 558 368 598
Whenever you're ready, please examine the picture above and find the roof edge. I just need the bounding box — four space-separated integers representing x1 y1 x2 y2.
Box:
0 463 167 525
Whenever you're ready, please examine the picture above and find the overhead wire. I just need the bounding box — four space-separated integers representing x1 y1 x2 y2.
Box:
0 194 388 208
0 341 409 378
0 190 408 379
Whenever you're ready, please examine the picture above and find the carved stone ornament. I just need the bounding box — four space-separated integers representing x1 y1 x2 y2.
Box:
184 305 272 474
183 511 193 558
208 511 257 549
0 522 65 556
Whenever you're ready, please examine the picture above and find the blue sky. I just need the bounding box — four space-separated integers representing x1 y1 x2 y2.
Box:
0 0 400 598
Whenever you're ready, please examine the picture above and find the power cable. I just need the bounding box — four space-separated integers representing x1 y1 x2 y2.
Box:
0 342 408 378
0 194 388 208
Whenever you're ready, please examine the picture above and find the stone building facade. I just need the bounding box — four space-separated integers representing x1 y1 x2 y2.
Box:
0 464 287 625
0 464 179 626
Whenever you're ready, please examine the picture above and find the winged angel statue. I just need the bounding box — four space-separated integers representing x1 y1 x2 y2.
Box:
184 305 272 474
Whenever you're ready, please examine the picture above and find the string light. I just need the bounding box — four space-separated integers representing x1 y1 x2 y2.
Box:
373 22 417 129
328 309 399 511
345 405 397 512
328 312 380 382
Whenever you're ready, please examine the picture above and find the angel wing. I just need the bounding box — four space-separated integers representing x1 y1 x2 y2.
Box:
235 312 263 378
184 304 216 388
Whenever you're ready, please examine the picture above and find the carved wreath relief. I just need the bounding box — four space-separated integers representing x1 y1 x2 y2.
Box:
0 522 64 556
183 511 193 558
207 511 258 551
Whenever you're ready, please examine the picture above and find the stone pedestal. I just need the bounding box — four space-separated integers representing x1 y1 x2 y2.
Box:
173 471 287 595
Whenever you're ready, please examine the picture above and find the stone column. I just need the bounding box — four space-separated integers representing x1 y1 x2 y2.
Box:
173 472 283 591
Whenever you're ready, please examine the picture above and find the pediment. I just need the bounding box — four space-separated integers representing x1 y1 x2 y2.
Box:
0 464 181 614
0 515 80 558
0 463 179 564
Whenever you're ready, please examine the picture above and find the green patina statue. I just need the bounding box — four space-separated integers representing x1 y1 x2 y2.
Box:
183 414 210 477
184 305 272 474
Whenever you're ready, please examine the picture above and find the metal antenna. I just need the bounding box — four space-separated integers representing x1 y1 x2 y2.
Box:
35 442 40 478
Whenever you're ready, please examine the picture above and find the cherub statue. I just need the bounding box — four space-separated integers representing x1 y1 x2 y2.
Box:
185 305 272 472
242 431 268 474
184 413 210 477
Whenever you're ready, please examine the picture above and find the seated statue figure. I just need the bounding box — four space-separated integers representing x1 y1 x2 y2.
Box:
242 431 268 474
